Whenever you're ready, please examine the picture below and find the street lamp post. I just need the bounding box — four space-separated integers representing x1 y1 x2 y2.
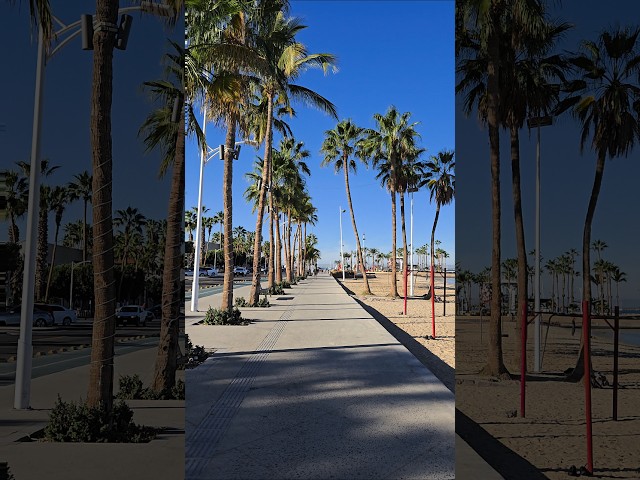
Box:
527 115 553 373
14 2 173 410
408 185 418 296
190 127 246 312
339 207 346 281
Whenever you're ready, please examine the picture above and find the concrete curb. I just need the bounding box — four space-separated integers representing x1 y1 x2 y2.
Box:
2 335 150 363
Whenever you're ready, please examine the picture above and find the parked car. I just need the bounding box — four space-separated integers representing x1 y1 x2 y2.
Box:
34 304 77 326
202 266 219 277
185 269 194 277
0 306 54 327
115 305 150 327
233 266 249 275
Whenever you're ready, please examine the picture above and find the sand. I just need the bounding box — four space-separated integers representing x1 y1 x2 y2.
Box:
337 271 455 369
456 312 640 479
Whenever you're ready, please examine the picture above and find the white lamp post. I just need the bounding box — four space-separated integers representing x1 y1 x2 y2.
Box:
190 122 246 312
527 115 553 373
14 2 173 410
409 185 418 296
339 207 346 281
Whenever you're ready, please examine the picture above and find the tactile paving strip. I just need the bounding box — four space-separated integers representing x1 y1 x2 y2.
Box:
186 309 293 478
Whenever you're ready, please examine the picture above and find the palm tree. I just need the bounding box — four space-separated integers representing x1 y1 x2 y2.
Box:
114 207 147 266
555 28 640 380
138 39 186 396
246 8 337 304
612 267 627 309
212 210 224 268
185 209 197 243
422 150 455 335
63 220 84 249
17 159 59 301
68 171 93 262
321 120 371 294
363 107 421 298
45 185 70 301
4 170 27 243
591 240 608 313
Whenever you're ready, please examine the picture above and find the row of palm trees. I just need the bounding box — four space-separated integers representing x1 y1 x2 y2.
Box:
457 0 640 379
337 245 451 272
7 0 185 411
187 0 334 309
4 164 93 302
320 113 455 300
458 249 627 316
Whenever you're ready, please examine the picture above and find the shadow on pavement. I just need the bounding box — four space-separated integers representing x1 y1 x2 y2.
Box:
456 408 548 480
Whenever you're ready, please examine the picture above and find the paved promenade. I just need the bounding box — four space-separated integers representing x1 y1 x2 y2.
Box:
185 275 456 479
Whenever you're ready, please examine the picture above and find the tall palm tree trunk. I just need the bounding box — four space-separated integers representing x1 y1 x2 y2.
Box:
569 152 606 381
285 210 292 282
344 159 371 294
275 210 282 283
221 116 237 311
430 203 440 324
400 192 408 298
249 93 274 304
87 0 118 411
390 191 398 297
510 125 527 367
152 105 184 396
268 186 275 288
483 24 508 376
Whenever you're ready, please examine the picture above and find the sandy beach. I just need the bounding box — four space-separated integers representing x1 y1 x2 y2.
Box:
457 312 640 479
336 271 455 370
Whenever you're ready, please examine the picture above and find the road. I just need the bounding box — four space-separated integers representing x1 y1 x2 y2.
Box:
0 318 184 385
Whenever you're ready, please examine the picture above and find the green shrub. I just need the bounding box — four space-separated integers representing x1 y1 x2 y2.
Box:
267 284 285 295
281 281 291 289
257 296 270 308
44 396 156 443
234 296 248 307
202 306 247 325
115 374 145 400
184 334 209 369
171 379 185 400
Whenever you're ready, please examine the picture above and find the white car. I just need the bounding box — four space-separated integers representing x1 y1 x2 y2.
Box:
116 305 151 327
34 304 77 326
203 267 219 277
233 266 249 275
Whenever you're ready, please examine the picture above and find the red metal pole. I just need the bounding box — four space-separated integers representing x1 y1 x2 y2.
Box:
520 302 527 417
613 306 619 421
403 266 408 315
583 300 594 474
431 264 436 338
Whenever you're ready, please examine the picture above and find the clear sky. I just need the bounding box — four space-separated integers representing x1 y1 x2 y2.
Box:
185 0 455 269
0 1 182 241
456 1 640 307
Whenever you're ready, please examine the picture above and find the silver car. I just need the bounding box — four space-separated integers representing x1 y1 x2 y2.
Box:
0 306 53 327
34 304 78 326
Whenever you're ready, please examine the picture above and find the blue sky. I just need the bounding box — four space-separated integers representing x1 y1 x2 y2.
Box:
0 1 181 241
185 1 455 269
456 1 640 307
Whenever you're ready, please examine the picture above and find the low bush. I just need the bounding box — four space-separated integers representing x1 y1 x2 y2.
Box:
281 281 291 289
202 306 247 325
234 296 248 307
267 284 285 295
256 296 270 308
171 379 185 400
184 334 209 369
44 396 156 443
